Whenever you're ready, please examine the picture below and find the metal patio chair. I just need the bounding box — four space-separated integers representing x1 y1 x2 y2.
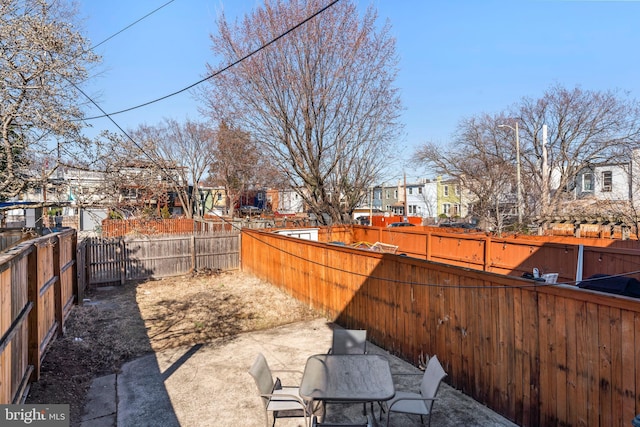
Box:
328 329 367 355
385 354 447 427
325 329 377 417
248 353 311 427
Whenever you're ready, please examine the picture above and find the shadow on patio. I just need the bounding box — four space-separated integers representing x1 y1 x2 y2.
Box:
112 317 517 426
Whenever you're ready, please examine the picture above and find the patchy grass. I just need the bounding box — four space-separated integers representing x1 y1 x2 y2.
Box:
25 270 318 426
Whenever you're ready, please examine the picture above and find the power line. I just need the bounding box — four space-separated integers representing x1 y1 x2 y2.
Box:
81 0 341 121
71 1 342 194
90 0 177 51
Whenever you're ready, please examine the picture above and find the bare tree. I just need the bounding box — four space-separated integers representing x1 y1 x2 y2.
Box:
416 84 640 231
415 114 518 234
517 84 640 217
201 0 402 224
209 122 257 218
0 0 100 200
124 120 216 219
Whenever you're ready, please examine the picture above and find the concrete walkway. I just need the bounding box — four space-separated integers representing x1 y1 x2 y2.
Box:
80 318 518 427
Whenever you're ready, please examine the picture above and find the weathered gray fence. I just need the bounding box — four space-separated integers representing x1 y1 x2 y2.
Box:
0 230 30 252
83 232 241 285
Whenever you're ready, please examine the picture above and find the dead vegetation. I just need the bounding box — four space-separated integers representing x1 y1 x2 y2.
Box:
25 270 319 426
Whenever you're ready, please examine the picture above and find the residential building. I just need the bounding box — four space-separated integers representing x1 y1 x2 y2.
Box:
197 186 227 217
405 179 438 221
267 188 306 214
573 162 629 202
437 177 468 219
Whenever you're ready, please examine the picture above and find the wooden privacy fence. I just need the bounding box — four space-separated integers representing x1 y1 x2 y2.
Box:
101 218 196 237
84 231 240 285
0 231 28 252
0 229 77 404
241 228 640 427
353 225 640 283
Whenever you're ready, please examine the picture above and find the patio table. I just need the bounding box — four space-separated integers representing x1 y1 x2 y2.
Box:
299 354 395 424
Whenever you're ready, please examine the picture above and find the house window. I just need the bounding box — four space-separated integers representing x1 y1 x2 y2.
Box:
582 173 593 192
386 190 390 199
455 185 460 196
443 203 451 215
602 171 612 192
443 186 449 197
394 190 398 198
418 187 423 195
408 187 413 195
123 188 138 200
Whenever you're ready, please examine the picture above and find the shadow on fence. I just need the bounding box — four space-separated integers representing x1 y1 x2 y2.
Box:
0 229 77 404
241 226 640 427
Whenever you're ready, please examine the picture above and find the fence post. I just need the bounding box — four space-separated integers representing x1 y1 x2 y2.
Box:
26 243 41 381
191 234 196 272
119 238 126 285
484 234 491 271
74 236 84 306
53 235 63 337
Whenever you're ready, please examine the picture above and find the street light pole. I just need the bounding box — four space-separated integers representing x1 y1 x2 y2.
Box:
498 122 523 224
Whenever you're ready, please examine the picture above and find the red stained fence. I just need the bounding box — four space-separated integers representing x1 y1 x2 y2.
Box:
352 225 640 284
241 227 640 426
0 229 78 404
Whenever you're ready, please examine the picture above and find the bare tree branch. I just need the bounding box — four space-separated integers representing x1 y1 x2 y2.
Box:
200 0 402 224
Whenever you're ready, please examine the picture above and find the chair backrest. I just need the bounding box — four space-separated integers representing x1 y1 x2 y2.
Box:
331 329 367 354
249 353 275 406
420 355 447 402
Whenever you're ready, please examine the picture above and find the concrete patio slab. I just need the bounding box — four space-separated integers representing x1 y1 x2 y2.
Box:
83 317 519 426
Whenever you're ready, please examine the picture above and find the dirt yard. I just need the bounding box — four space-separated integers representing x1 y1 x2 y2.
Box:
24 269 319 426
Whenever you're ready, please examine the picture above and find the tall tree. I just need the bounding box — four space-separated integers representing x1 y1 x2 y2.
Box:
517 84 640 217
415 84 640 229
0 0 99 200
415 114 518 234
126 120 216 219
209 122 260 218
201 0 402 224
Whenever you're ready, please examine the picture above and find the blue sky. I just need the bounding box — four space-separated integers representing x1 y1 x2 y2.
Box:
79 0 640 179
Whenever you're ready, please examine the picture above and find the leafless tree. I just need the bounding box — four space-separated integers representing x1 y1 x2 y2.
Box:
209 122 258 218
415 114 517 234
517 84 640 217
201 0 402 224
124 120 216 219
416 84 640 231
0 0 100 200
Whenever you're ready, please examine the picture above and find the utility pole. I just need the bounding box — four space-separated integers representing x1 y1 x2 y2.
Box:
369 186 373 225
498 122 523 224
515 121 523 224
403 171 408 222
541 124 549 216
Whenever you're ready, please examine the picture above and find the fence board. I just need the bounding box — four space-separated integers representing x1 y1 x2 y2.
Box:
85 231 240 286
564 298 579 426
241 228 640 426
350 225 640 284
0 229 78 404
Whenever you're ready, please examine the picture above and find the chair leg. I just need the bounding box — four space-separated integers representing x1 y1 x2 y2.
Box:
380 401 387 421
